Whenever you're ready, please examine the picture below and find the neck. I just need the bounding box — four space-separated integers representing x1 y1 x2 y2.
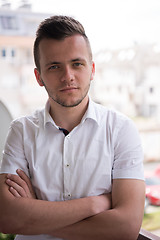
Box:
49 96 89 132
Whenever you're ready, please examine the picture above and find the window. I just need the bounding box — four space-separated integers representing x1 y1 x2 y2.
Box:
1 49 6 57
1 48 16 61
149 87 154 93
149 105 157 116
11 49 15 57
0 16 18 30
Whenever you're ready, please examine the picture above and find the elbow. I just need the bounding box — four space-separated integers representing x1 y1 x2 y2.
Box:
0 216 17 234
0 212 22 234
119 220 141 240
108 212 142 240
0 198 24 234
0 208 9 233
0 204 14 234
0 218 12 234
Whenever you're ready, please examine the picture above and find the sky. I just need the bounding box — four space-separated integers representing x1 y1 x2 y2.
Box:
7 0 160 53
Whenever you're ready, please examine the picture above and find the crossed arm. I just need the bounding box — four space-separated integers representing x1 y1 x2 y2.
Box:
0 169 145 240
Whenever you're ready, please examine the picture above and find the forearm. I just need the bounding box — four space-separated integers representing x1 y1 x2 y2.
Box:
0 174 111 235
52 207 141 240
52 180 146 240
0 193 98 235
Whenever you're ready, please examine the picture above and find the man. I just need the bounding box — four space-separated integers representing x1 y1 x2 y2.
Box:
0 15 145 240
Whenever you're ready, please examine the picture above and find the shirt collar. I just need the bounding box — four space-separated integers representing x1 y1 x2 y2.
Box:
44 100 58 128
80 97 99 126
44 97 99 128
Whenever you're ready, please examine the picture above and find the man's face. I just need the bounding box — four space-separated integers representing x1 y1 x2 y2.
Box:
34 35 95 108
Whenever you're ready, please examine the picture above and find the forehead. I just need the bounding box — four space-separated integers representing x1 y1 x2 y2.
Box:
38 35 91 63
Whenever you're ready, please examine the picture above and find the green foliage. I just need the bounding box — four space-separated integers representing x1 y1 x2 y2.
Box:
142 210 160 231
0 233 15 240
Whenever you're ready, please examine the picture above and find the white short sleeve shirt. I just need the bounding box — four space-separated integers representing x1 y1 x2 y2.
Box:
0 99 144 240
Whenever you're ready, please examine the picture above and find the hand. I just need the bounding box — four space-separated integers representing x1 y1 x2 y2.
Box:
88 193 112 216
92 193 112 215
6 169 36 199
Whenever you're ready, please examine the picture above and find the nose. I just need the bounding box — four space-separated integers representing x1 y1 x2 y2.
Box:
60 65 74 83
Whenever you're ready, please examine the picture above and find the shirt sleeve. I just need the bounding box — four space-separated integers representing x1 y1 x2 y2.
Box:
0 120 30 177
112 117 144 180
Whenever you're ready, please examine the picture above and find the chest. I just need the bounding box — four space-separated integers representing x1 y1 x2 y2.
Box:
24 123 114 201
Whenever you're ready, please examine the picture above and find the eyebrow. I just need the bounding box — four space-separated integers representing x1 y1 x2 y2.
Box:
45 58 87 67
71 58 86 62
45 61 60 67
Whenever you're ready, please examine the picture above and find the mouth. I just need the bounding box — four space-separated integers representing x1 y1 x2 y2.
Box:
60 87 78 92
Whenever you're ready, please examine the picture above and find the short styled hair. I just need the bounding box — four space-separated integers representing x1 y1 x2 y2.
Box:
33 15 92 71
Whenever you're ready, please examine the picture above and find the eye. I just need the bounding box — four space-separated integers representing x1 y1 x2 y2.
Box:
48 65 59 70
73 62 83 67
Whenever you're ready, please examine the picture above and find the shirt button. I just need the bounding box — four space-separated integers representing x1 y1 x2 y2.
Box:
66 164 69 167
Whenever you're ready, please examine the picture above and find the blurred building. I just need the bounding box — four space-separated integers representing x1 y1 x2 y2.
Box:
94 43 160 119
0 0 50 118
93 44 160 162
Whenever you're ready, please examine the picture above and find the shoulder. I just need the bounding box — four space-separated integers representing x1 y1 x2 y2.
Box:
92 101 140 144
92 101 132 128
10 108 45 131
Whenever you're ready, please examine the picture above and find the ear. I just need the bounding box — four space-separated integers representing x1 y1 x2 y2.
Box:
90 61 95 81
34 68 44 86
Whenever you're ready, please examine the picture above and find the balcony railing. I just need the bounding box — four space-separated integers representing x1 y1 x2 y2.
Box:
137 229 160 240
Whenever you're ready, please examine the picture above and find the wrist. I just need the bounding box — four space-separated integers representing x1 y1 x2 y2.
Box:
89 194 112 215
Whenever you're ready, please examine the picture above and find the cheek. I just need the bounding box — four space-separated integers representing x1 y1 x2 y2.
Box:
84 71 93 83
79 69 92 80
42 73 58 85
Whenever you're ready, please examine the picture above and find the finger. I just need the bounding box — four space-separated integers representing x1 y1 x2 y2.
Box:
6 174 26 189
7 171 36 199
7 173 25 186
9 186 21 198
16 169 31 188
16 169 36 198
6 174 29 197
6 178 27 197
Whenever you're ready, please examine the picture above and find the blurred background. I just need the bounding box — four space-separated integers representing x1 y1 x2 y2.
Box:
0 0 160 238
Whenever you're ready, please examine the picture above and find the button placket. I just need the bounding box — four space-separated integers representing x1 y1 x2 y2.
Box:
63 136 72 200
